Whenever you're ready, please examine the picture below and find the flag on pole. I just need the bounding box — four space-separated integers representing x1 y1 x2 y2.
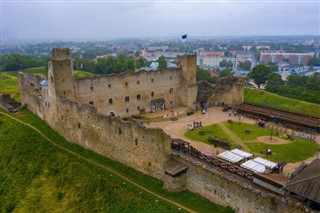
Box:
182 34 187 39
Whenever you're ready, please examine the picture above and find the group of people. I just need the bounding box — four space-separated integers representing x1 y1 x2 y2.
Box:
188 121 203 130
228 108 237 117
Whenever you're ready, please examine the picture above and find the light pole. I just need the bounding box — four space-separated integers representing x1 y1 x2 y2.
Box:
270 126 273 141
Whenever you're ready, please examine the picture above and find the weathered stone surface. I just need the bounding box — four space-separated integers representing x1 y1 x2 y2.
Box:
197 76 245 107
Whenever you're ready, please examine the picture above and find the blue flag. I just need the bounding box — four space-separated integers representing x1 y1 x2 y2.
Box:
182 34 187 39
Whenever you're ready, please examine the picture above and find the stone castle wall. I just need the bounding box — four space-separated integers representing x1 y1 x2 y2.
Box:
173 152 305 213
18 48 304 213
54 96 172 179
73 69 183 116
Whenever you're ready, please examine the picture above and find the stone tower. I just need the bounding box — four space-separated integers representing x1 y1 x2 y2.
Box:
48 48 75 101
176 54 197 110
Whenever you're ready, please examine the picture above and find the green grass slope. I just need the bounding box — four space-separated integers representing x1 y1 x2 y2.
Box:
244 87 320 117
0 67 94 101
0 110 234 213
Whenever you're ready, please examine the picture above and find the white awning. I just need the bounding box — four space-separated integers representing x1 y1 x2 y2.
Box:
218 149 253 164
231 148 253 159
218 151 244 163
253 157 277 169
240 157 278 173
241 160 266 173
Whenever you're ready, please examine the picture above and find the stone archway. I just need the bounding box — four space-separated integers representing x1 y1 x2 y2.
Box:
107 110 117 117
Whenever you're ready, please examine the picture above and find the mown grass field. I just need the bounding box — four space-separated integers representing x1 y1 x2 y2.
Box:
184 121 319 163
244 87 320 117
226 122 319 162
184 124 235 147
0 110 234 213
0 67 94 101
246 137 319 163
224 122 271 140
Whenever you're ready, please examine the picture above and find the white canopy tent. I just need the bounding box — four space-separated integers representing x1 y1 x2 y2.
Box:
241 160 266 173
218 149 253 164
240 157 277 173
253 157 277 169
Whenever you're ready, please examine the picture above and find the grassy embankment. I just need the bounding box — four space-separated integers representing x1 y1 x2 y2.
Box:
0 109 234 213
0 67 94 101
244 87 320 117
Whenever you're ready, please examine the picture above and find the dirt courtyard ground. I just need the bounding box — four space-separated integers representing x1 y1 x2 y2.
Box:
146 106 320 175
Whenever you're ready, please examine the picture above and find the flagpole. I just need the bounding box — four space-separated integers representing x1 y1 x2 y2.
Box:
185 38 188 55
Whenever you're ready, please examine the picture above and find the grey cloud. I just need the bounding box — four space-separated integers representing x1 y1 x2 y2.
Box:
2 1 319 40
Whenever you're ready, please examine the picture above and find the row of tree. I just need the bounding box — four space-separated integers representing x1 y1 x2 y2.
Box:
248 64 320 104
0 54 50 71
74 54 168 75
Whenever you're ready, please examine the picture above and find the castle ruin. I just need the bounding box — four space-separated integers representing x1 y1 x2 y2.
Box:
18 48 305 213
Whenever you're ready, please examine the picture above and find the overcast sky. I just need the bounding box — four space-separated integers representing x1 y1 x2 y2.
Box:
2 0 320 41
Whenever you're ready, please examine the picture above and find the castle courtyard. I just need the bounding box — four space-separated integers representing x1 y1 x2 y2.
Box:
147 106 320 175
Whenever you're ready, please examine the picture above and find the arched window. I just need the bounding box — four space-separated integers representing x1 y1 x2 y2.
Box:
109 98 113 104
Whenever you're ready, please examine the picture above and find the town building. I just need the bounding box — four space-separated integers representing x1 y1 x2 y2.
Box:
260 52 313 65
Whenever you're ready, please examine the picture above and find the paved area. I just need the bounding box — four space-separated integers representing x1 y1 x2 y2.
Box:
147 106 320 175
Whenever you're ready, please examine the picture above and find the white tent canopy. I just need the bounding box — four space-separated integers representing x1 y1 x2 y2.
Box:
241 160 266 173
240 157 277 173
218 149 253 164
218 151 243 163
253 157 277 169
231 148 253 159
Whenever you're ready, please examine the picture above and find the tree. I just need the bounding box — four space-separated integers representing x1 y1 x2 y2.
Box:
267 62 279 72
0 53 43 71
135 57 146 69
126 58 135 70
265 72 284 93
219 60 233 68
247 64 273 88
158 56 167 69
238 60 252 71
196 66 217 84
219 68 233 78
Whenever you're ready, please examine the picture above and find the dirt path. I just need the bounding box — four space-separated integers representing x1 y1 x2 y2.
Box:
0 112 196 213
217 122 248 150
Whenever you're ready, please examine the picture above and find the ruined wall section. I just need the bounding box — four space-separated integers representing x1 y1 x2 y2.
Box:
173 153 305 213
18 73 46 118
197 76 245 107
73 69 181 117
210 76 245 106
50 96 172 179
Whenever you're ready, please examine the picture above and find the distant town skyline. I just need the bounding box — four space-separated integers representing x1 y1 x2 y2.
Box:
2 1 319 41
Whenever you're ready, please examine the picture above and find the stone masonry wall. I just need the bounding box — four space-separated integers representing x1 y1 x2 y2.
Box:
53 96 171 179
172 152 305 213
74 69 182 116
